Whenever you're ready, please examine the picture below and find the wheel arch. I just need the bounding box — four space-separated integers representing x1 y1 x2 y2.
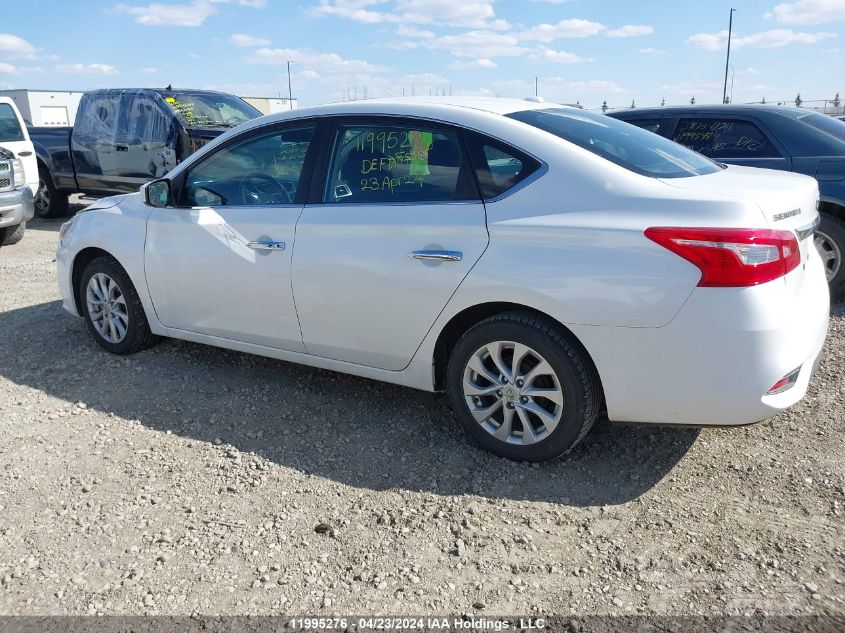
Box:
71 246 118 315
819 199 845 219
431 301 604 401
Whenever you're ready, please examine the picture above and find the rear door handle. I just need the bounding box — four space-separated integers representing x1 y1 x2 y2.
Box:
409 250 462 262
247 240 286 251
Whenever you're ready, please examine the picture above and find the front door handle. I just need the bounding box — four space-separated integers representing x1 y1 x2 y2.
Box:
409 250 462 262
247 240 286 251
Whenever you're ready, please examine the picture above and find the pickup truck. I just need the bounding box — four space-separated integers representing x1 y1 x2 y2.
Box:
30 88 262 218
609 104 845 300
0 97 37 245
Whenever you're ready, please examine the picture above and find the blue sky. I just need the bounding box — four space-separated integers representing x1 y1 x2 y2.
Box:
1 0 843 110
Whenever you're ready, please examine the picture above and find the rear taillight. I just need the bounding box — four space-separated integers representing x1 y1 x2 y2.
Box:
644 227 800 287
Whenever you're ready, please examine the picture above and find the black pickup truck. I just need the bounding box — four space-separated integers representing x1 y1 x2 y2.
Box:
30 88 262 217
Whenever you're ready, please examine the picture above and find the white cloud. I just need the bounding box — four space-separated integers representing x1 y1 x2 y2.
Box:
686 28 836 50
767 0 845 25
428 30 526 58
111 0 265 27
231 32 271 46
530 49 594 63
447 58 497 70
605 24 654 38
312 0 510 30
140 66 158 73
519 18 606 42
57 63 120 75
396 24 435 38
0 34 40 59
248 47 389 73
639 47 664 54
0 62 19 75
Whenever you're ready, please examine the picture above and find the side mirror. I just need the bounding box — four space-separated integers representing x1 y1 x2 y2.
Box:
144 179 171 207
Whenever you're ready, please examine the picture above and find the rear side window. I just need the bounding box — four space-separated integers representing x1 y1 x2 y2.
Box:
465 132 541 199
0 104 25 142
323 122 477 203
509 108 721 178
626 119 664 134
673 118 781 158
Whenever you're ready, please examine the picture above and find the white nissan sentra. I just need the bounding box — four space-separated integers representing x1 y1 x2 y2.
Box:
56 98 830 462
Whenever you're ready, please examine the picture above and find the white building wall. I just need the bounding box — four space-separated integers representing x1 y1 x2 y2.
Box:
0 90 84 126
241 96 298 115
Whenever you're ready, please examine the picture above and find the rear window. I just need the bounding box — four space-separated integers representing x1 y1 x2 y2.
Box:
508 108 721 179
798 112 845 144
0 104 25 142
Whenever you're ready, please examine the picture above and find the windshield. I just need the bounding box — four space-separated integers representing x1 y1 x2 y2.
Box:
160 92 261 128
0 103 25 142
508 108 722 178
798 112 845 144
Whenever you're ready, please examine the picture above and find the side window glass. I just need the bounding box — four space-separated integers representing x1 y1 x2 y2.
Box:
468 133 541 199
118 93 171 144
184 126 314 206
323 123 471 203
74 93 119 144
673 118 781 158
628 119 662 134
0 104 25 142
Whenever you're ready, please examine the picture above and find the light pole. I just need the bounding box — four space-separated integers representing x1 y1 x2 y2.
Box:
722 8 735 104
286 60 294 110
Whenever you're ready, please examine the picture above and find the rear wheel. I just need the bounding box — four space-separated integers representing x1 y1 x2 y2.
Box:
34 167 69 219
0 222 25 246
79 256 159 355
446 312 601 462
815 212 845 302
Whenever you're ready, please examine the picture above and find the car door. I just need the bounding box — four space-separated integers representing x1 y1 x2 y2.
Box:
71 90 122 193
292 117 489 371
672 116 792 171
144 121 323 351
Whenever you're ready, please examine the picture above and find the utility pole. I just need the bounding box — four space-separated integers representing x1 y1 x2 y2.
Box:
535 76 538 97
722 8 735 104
286 60 294 110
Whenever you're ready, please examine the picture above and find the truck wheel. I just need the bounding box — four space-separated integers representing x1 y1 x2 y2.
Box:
34 168 69 219
0 222 25 246
815 212 845 303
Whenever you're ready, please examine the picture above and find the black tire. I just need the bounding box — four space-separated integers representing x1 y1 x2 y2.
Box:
817 212 845 303
79 255 159 355
0 222 25 246
446 312 601 462
33 167 69 219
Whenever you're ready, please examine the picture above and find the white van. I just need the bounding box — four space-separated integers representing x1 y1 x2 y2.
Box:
0 97 36 245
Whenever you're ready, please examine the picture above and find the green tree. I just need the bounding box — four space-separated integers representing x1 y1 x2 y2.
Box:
761 96 767 104
833 92 841 108
630 99 636 108
660 97 666 106
601 100 608 113
690 96 696 105
794 92 803 107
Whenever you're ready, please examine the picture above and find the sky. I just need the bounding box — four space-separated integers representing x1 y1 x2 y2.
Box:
1 0 843 110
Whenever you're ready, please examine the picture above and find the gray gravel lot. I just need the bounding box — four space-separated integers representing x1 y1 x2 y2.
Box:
0 202 843 619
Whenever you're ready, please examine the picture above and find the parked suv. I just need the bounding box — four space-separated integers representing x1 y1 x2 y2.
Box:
608 105 845 300
30 88 262 218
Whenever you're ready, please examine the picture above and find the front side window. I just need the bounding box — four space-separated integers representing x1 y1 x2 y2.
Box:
323 122 474 203
160 92 261 128
508 108 721 178
673 118 781 158
627 119 664 134
0 104 24 142
184 126 314 206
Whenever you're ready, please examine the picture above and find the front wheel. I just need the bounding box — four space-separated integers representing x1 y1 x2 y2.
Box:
446 313 601 462
0 222 25 246
815 212 845 302
79 256 159 354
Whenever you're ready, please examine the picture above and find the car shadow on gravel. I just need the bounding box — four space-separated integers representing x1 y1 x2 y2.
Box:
0 300 700 506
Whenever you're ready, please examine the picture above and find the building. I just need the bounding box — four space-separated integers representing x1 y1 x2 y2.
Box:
0 89 84 126
241 96 298 115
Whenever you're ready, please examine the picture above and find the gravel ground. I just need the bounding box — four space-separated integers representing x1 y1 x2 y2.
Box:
0 201 843 620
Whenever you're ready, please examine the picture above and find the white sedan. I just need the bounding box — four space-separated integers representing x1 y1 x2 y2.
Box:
56 98 830 462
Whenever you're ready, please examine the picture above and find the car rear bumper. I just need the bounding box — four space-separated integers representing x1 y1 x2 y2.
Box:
574 251 830 426
0 186 34 229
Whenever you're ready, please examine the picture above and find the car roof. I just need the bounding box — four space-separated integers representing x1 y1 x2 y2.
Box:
609 104 810 118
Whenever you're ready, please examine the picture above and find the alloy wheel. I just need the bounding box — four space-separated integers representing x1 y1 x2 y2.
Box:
86 273 129 344
814 229 841 283
462 340 563 446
